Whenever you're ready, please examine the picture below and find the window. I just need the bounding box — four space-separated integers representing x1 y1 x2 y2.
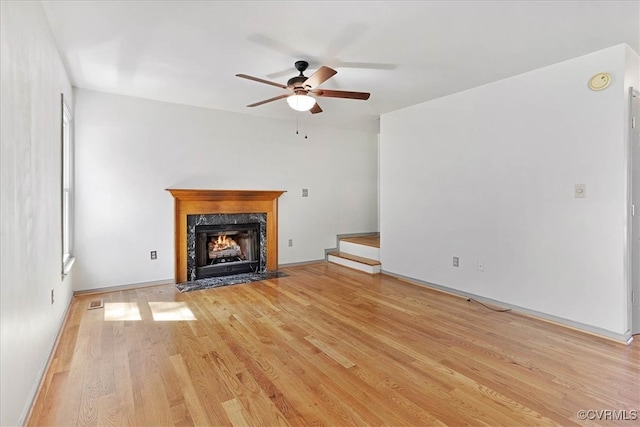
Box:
61 95 74 277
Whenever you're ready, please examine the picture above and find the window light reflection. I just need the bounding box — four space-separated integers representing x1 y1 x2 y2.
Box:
104 302 141 321
148 302 197 321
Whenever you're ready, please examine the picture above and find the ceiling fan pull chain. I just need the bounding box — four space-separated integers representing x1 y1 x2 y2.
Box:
304 113 308 139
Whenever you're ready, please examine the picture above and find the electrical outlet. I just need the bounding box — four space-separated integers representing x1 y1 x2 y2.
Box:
150 251 157 260
453 256 459 267
288 239 293 247
51 289 54 305
477 261 484 272
302 188 308 197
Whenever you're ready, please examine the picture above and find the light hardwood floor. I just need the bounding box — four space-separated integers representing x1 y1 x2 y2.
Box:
340 235 380 248
28 262 640 426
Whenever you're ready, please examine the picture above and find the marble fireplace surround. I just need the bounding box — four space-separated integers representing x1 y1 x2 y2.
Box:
167 189 286 284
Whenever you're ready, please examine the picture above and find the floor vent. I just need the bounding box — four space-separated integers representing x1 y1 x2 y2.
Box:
88 299 104 310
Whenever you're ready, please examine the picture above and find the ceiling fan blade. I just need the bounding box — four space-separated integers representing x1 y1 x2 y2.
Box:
236 74 287 89
311 89 370 100
246 94 289 107
267 67 298 79
303 66 337 89
309 102 323 114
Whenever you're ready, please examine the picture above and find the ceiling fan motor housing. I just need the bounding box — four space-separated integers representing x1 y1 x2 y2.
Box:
288 61 311 89
287 76 308 89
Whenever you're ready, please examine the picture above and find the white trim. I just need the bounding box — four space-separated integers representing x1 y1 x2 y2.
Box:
339 241 380 260
22 297 73 425
278 259 325 268
629 86 640 334
61 256 75 280
382 269 633 345
61 95 74 276
73 278 175 295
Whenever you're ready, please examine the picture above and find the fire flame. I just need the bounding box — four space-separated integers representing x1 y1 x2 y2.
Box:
212 234 238 251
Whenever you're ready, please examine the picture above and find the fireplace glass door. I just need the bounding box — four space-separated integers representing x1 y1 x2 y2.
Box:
195 223 260 278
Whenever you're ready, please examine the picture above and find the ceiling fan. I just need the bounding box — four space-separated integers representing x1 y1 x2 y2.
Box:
236 60 370 114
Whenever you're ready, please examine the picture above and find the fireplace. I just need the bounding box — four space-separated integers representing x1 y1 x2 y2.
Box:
187 213 267 281
195 223 260 278
167 189 286 283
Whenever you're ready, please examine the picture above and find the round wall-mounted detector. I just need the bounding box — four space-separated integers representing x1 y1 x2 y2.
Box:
588 72 611 91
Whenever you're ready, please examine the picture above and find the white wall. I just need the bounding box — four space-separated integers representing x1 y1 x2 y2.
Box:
73 89 379 290
380 44 637 339
0 2 75 425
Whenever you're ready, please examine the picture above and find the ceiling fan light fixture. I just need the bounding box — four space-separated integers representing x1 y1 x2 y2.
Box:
286 94 316 111
237 62 369 114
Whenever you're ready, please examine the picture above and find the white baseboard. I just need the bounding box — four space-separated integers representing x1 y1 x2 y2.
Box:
382 270 633 345
278 259 326 268
22 295 73 425
73 278 175 295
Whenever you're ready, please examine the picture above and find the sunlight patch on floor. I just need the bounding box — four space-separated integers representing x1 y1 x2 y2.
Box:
104 302 141 321
148 301 197 321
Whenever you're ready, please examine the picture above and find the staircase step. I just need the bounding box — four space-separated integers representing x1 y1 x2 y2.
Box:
340 235 380 248
327 251 381 274
339 240 380 261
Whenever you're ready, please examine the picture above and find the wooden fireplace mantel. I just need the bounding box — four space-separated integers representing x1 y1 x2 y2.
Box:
167 189 286 283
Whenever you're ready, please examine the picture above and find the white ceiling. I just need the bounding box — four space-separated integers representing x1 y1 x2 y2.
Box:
42 1 640 132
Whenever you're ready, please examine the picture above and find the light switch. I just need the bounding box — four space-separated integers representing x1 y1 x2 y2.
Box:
574 184 586 198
